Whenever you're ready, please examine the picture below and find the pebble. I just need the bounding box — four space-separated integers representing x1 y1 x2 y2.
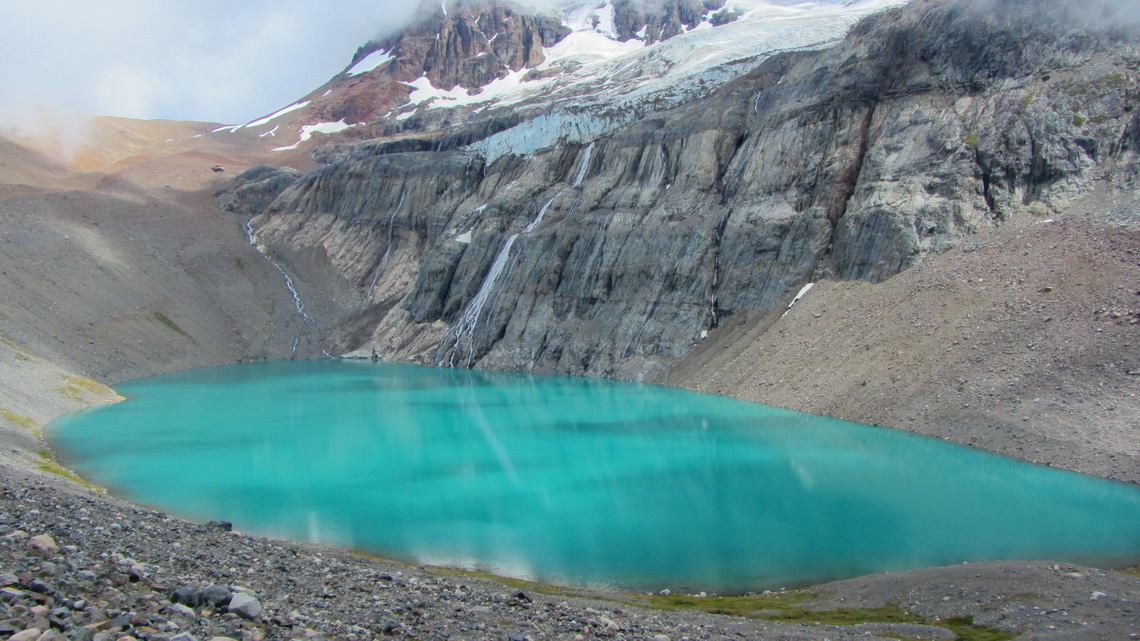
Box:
9 629 42 641
29 536 57 553
226 593 262 620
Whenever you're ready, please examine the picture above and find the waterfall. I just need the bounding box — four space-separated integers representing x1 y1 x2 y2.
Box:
572 142 594 187
366 192 405 304
245 218 314 328
436 195 560 367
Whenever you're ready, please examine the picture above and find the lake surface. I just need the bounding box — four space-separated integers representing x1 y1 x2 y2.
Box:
48 361 1140 593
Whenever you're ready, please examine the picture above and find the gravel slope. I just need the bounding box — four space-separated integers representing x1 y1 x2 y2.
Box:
670 191 1140 484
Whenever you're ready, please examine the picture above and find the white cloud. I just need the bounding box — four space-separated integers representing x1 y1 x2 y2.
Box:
0 0 416 130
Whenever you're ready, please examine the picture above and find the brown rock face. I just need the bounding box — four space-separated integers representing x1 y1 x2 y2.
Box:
379 2 568 90
303 1 569 127
612 0 726 43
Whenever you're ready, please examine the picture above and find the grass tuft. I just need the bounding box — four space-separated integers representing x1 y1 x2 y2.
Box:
638 593 1014 641
154 311 192 339
0 409 37 430
34 450 102 491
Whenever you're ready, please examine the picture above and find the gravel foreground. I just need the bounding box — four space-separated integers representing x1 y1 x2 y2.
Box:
2 468 1139 641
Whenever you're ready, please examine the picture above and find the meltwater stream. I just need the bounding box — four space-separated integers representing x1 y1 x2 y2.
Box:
48 361 1140 594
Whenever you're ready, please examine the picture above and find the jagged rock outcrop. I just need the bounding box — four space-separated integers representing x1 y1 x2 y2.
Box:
302 1 570 126
611 0 730 44
215 166 302 216
248 0 1140 382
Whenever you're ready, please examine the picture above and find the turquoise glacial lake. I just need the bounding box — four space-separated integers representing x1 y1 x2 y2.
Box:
48 361 1140 593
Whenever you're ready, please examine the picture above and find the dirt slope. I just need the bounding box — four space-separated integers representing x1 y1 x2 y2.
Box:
670 191 1140 483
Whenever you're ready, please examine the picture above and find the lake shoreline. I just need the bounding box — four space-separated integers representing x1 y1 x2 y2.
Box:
5 453 1140 639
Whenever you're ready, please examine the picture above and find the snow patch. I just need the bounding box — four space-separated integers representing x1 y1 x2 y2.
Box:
593 2 618 39
244 100 312 129
454 231 473 244
259 125 279 138
347 49 393 76
789 283 815 307
272 120 356 152
211 124 241 133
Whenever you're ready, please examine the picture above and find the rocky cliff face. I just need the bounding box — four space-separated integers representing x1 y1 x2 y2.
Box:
297 1 569 127
244 0 1140 382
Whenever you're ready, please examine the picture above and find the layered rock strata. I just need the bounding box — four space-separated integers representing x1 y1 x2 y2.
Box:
246 0 1140 384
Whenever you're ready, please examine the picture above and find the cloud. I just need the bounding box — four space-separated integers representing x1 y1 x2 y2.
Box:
0 0 417 131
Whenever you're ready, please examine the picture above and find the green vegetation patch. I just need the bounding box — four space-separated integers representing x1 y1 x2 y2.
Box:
35 450 101 491
965 133 980 149
0 409 37 430
56 376 117 404
638 593 1013 641
67 376 115 396
154 311 192 339
645 590 812 616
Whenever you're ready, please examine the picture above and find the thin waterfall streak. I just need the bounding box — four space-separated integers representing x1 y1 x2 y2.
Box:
246 217 314 325
274 261 312 323
572 142 594 187
436 194 561 367
367 192 405 304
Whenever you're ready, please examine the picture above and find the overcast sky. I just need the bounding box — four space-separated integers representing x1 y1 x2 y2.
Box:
0 1 419 130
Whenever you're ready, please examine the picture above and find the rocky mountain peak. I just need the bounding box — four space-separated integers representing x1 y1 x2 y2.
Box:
351 0 569 90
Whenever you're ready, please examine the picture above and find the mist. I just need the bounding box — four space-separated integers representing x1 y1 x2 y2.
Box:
0 0 417 135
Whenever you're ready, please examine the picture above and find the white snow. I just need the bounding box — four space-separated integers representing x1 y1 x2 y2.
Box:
787 283 815 309
272 120 356 151
211 124 242 133
454 231 473 244
347 49 393 76
592 2 619 39
244 100 312 129
259 125 280 138
466 0 912 162
405 76 471 105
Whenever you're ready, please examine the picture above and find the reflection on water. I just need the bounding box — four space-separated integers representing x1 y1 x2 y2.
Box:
49 361 1140 593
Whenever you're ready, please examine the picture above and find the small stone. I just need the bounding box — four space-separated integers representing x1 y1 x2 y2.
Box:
170 603 196 618
29 536 57 553
226 594 261 620
170 633 198 641
1091 591 1108 601
206 521 232 532
37 633 65 641
659 589 671 596
598 617 619 633
653 635 672 641
70 628 96 641
10 629 43 641
170 588 203 609
202 586 232 609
